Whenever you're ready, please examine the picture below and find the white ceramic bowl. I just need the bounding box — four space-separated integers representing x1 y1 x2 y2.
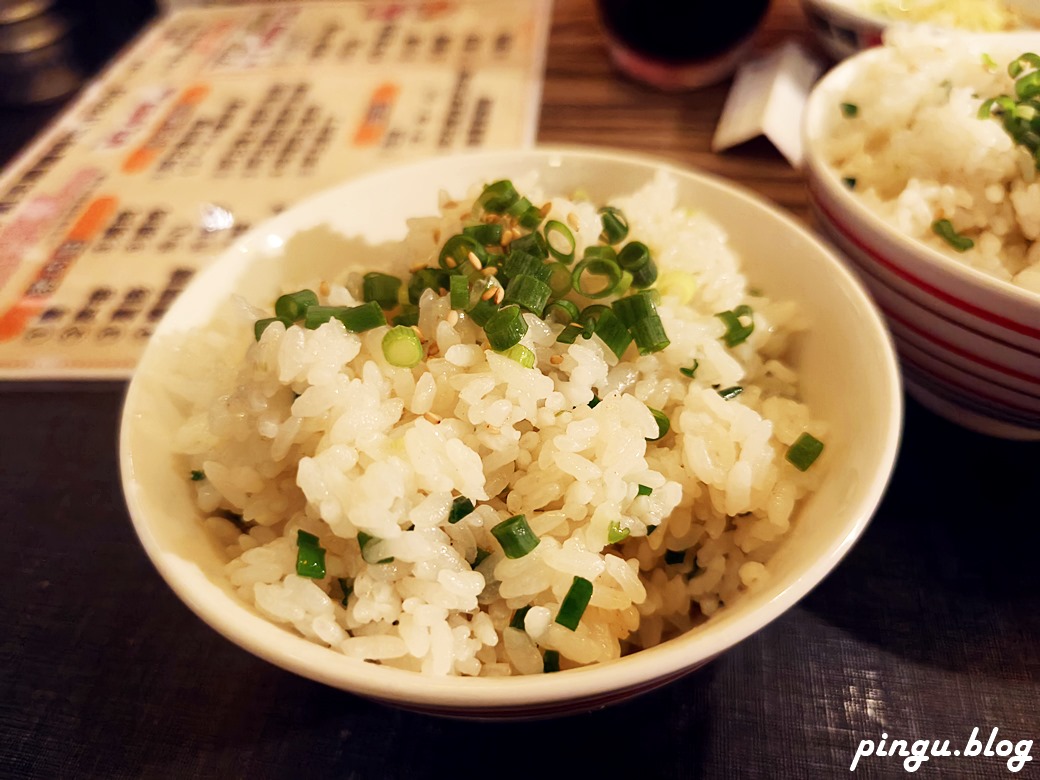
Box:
803 39 1040 440
119 147 902 718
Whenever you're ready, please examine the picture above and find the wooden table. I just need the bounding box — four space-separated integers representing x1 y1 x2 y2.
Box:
1 1 1037 778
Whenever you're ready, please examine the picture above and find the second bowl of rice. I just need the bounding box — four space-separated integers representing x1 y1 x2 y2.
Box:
804 29 1040 440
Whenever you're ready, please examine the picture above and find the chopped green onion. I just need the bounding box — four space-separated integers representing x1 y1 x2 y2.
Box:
503 274 553 315
716 304 754 347
296 530 326 579
484 304 528 350
543 650 561 673
583 306 631 358
840 102 858 117
1009 52 1040 77
629 315 670 354
507 196 544 229
305 301 387 332
572 257 623 299
646 406 669 441
664 548 685 565
448 496 475 524
556 323 584 344
646 524 658 535
555 576 593 630
786 432 825 471
254 316 292 341
637 484 652 496
546 298 579 324
588 394 601 408
491 513 541 559
478 180 520 213
932 219 974 252
392 303 420 327
463 222 503 245
842 177 857 190
501 343 536 368
607 520 630 544
190 469 205 481
449 273 470 309
502 250 552 284
679 360 699 378
616 241 649 271
508 230 548 259
472 547 492 567
362 273 402 310
337 577 353 606
440 234 487 271
718 385 744 400
382 325 423 368
546 261 573 298
408 267 450 304
544 220 576 262
275 289 319 321
583 245 617 262
357 531 394 564
598 205 629 245
467 294 500 327
509 605 532 630
611 291 657 326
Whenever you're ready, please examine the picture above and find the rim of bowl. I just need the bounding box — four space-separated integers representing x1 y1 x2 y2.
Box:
120 145 903 711
803 36 1040 313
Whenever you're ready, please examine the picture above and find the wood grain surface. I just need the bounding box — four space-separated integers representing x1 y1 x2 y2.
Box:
539 0 816 219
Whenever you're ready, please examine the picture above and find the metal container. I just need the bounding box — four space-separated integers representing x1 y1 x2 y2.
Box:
0 3 82 105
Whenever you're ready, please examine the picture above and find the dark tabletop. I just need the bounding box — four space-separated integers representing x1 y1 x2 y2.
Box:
1 2 1037 778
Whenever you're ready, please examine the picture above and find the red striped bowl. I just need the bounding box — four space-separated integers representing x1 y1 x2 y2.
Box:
803 41 1040 440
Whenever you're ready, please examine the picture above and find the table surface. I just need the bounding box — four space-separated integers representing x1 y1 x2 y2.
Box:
1 2 1037 778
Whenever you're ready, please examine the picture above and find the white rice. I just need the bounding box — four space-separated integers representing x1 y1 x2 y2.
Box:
170 172 826 676
854 0 1026 31
822 28 1040 294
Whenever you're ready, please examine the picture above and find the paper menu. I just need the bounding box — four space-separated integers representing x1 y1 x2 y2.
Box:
0 0 550 379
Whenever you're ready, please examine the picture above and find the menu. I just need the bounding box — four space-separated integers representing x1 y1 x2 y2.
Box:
0 0 550 379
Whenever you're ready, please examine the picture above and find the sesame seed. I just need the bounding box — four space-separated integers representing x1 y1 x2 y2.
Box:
412 325 425 341
539 202 552 217
480 285 497 301
467 251 482 270
501 230 513 247
493 287 504 304
445 257 457 269
424 412 442 424
432 228 441 243
319 280 331 297
443 199 458 209
567 213 579 229
427 343 440 357
410 261 427 273
481 266 499 276
550 354 563 365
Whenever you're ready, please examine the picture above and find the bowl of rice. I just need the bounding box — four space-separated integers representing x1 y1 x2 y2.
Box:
801 0 1039 60
804 29 1040 439
120 147 901 717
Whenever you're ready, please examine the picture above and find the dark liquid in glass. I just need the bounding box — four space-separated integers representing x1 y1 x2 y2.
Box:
597 0 771 65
